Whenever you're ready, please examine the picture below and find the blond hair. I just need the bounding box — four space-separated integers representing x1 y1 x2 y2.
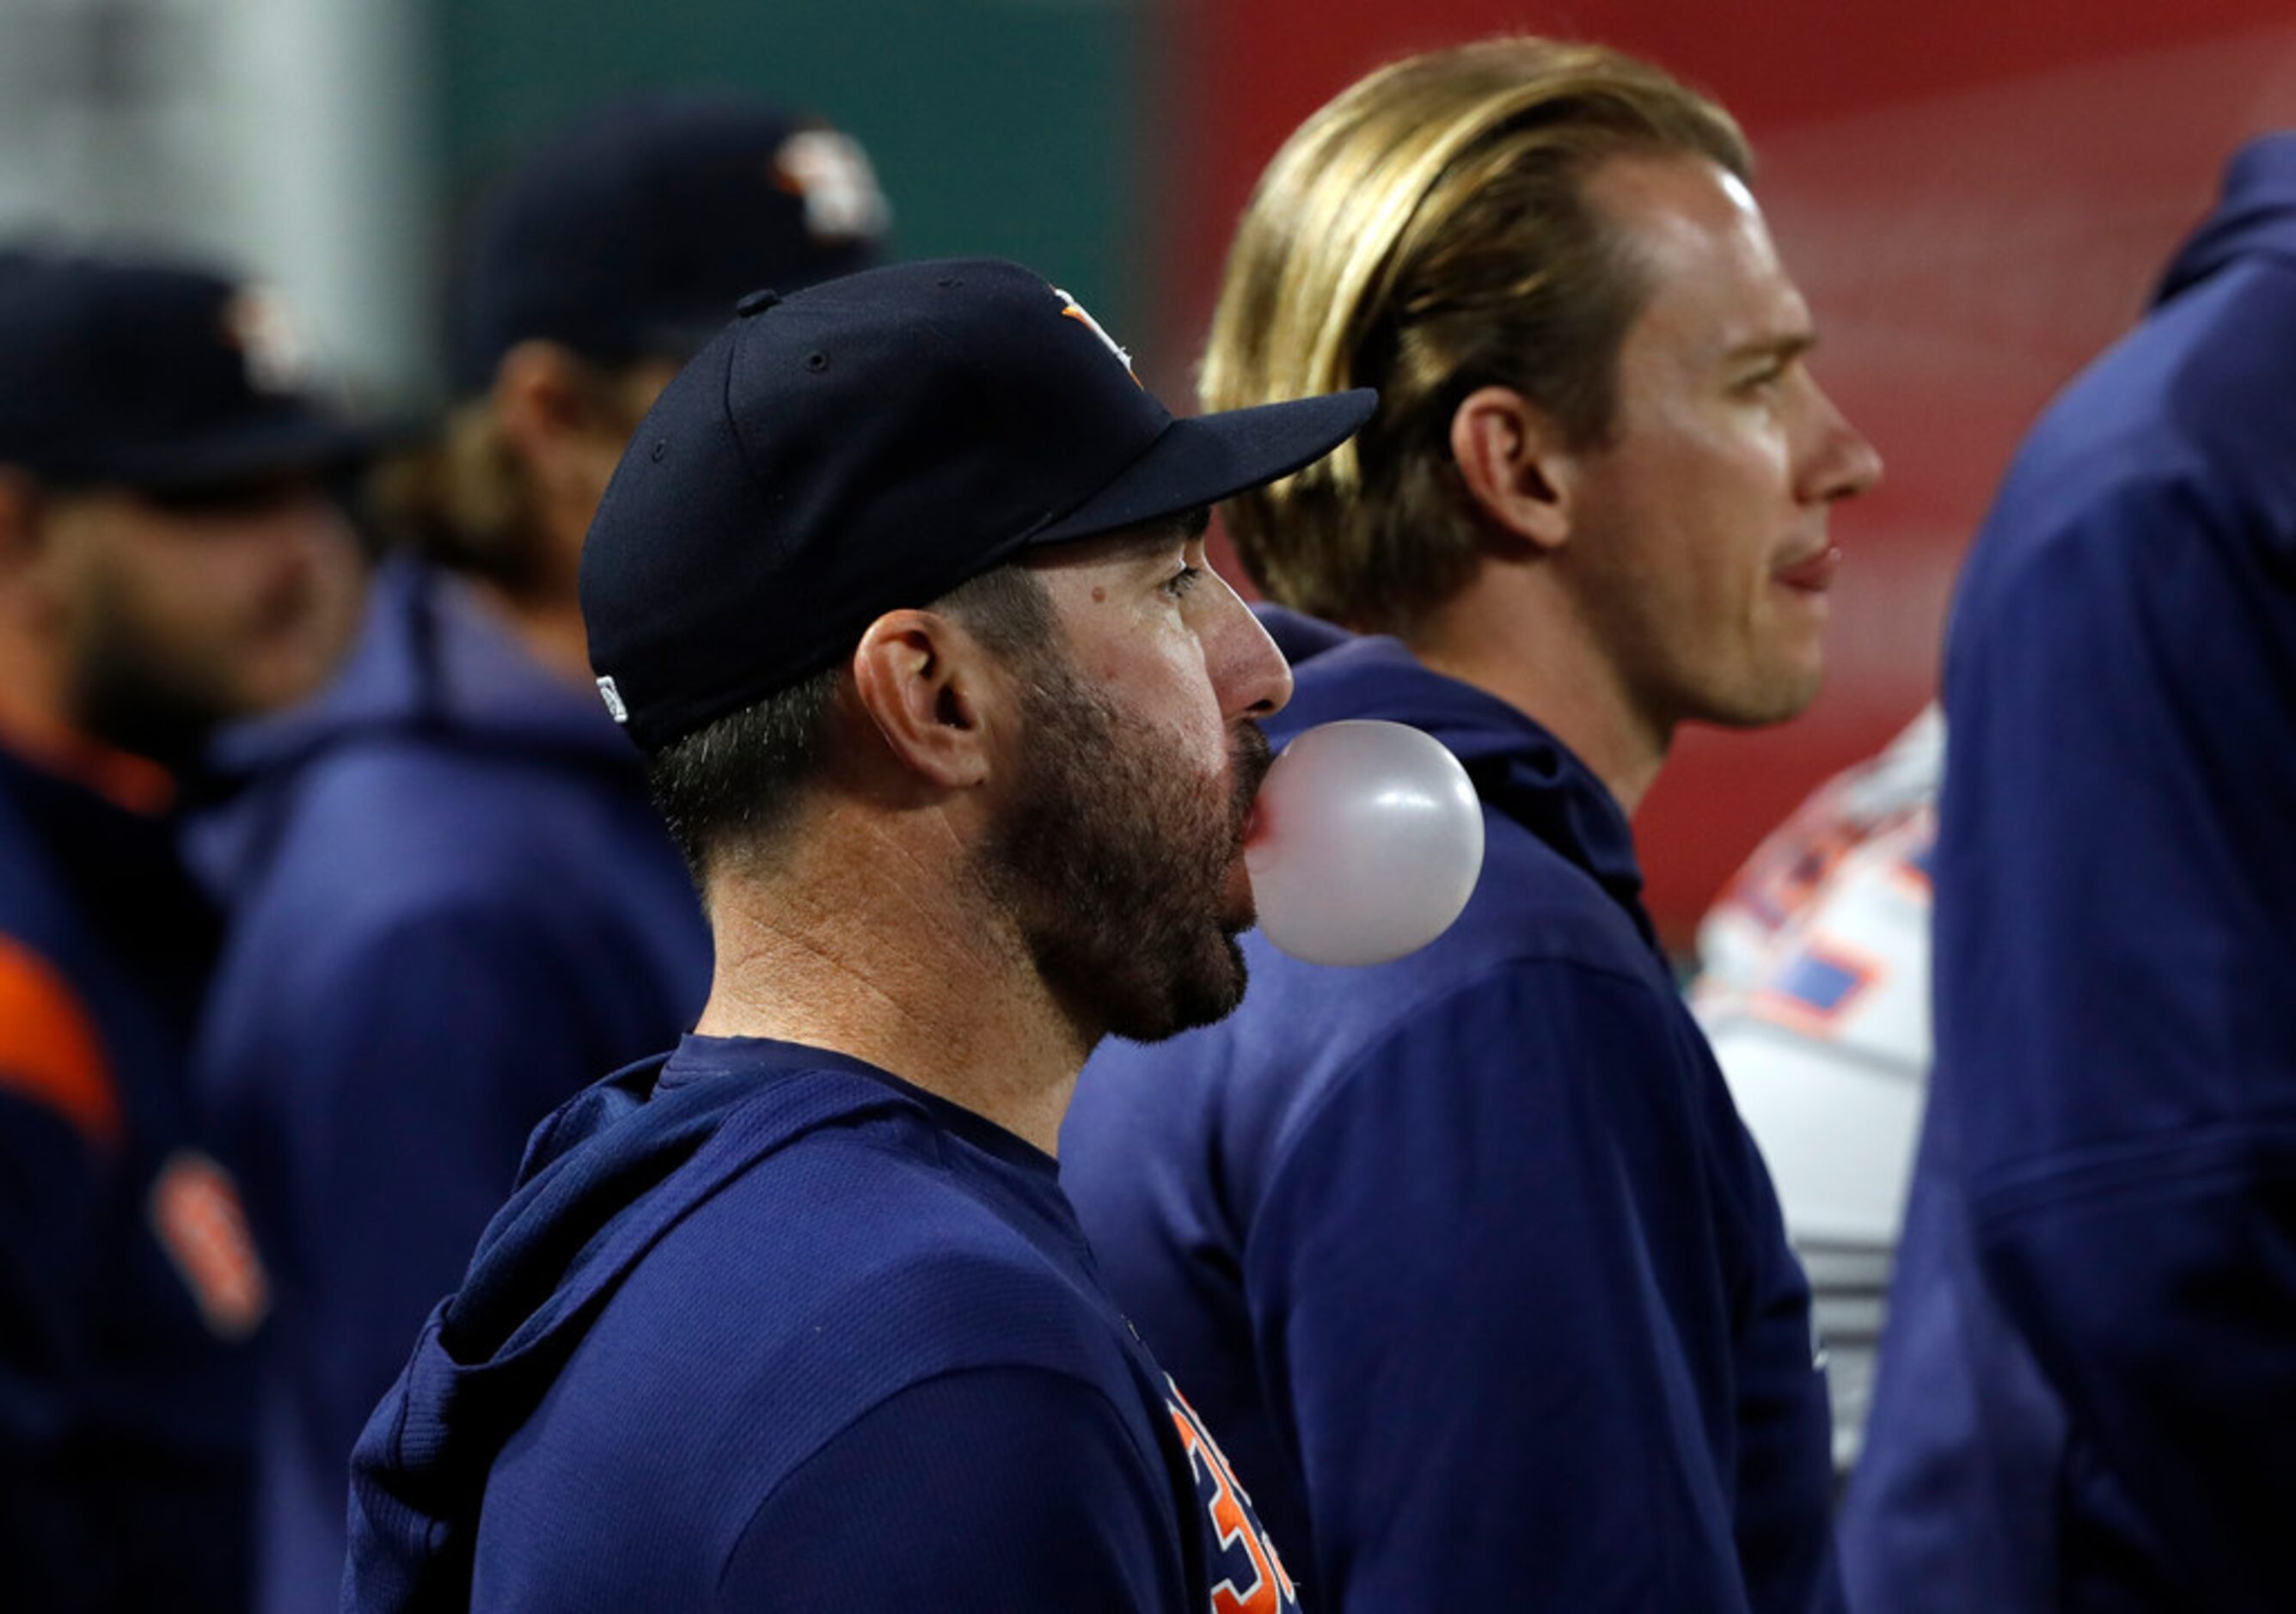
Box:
367 358 660 597
1203 38 1748 634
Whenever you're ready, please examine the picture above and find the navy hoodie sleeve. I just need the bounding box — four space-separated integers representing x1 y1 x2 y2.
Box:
0 1096 99 1414
1940 467 2296 1607
0 1094 101 1604
716 1366 1187 1611
1699 1038 1845 1613
1243 959 1816 1613
266 904 650 1476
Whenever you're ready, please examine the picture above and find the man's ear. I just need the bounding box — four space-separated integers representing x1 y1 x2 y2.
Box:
848 608 999 790
491 339 603 470
1449 385 1578 554
491 340 638 579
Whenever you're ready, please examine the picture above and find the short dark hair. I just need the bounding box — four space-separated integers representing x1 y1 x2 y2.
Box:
646 560 1056 887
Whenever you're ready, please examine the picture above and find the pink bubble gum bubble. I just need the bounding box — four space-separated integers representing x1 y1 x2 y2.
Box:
1245 720 1485 967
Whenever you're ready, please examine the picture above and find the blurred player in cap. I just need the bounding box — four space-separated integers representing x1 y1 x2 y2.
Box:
0 248 366 1611
342 257 1370 1610
1842 131 2296 1613
189 94 889 1614
1060 37 1881 1611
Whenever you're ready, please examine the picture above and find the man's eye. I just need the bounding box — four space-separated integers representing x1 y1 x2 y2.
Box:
1163 566 1205 599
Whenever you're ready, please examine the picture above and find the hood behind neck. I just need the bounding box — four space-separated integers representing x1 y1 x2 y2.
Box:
345 1055 909 1609
210 559 633 780
187 560 642 892
1258 605 1655 952
2157 132 2296 303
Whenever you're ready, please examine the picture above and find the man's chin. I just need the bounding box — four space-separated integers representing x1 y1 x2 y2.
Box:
1108 933 1250 1046
1701 661 1825 731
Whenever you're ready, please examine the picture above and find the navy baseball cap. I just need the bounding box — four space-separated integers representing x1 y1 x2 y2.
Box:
582 258 1376 753
456 95 888 388
0 252 370 494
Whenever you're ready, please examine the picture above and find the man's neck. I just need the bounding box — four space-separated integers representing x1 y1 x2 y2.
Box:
692 813 1090 1156
1410 571 1669 816
469 580 596 689
463 499 597 688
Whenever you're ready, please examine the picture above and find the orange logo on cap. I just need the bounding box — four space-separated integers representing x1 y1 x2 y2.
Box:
1052 286 1141 387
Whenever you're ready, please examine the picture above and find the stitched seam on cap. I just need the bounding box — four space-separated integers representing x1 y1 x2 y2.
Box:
719 324 775 506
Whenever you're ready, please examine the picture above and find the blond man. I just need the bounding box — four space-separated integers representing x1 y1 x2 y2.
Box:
1064 39 1879 1611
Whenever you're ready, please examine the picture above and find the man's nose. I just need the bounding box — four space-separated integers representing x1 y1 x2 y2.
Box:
1206 572 1292 720
1805 383 1883 504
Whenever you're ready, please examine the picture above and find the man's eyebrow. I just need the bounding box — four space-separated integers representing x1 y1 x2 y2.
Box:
1727 330 1818 366
1064 506 1215 577
1114 506 1210 555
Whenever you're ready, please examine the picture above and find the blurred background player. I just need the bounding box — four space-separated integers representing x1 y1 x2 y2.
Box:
190 95 889 1614
1062 38 1880 1612
0 250 367 1611
1693 704 1940 1476
1842 131 2296 1612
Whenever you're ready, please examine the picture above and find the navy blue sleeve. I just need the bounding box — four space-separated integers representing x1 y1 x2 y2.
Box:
717 1366 1188 1611
1696 1044 1844 1611
1244 961 1808 1613
1939 470 2296 1606
0 1097 95 1403
0 1095 101 1606
261 906 640 1474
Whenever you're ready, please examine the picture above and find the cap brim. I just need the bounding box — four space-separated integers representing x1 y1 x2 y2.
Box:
1027 388 1376 547
96 409 381 495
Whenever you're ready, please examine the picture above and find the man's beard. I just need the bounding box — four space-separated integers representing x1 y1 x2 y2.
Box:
974 651 1272 1047
67 547 321 772
72 622 241 772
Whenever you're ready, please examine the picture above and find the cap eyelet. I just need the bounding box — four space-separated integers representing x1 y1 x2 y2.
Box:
804 352 830 372
649 439 669 462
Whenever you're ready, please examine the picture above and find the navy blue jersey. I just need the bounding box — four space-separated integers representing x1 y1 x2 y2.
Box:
0 737 266 1611
189 559 711 1612
345 1036 1297 1612
1842 134 2296 1612
1062 611 1839 1613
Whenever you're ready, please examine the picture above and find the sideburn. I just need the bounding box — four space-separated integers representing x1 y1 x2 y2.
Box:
972 651 1253 1047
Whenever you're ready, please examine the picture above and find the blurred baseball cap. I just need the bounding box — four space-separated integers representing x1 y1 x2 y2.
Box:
456 94 889 388
582 257 1375 753
0 251 372 495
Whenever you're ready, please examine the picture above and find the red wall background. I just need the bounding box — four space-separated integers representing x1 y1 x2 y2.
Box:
1154 0 2296 949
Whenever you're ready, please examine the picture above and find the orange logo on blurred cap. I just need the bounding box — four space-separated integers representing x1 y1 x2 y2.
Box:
220 285 312 397
770 129 891 243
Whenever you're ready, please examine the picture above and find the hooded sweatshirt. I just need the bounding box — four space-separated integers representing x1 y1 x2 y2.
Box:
1062 613 1839 1613
344 1035 1295 1611
190 559 710 1613
1 740 264 1611
1840 133 2296 1612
